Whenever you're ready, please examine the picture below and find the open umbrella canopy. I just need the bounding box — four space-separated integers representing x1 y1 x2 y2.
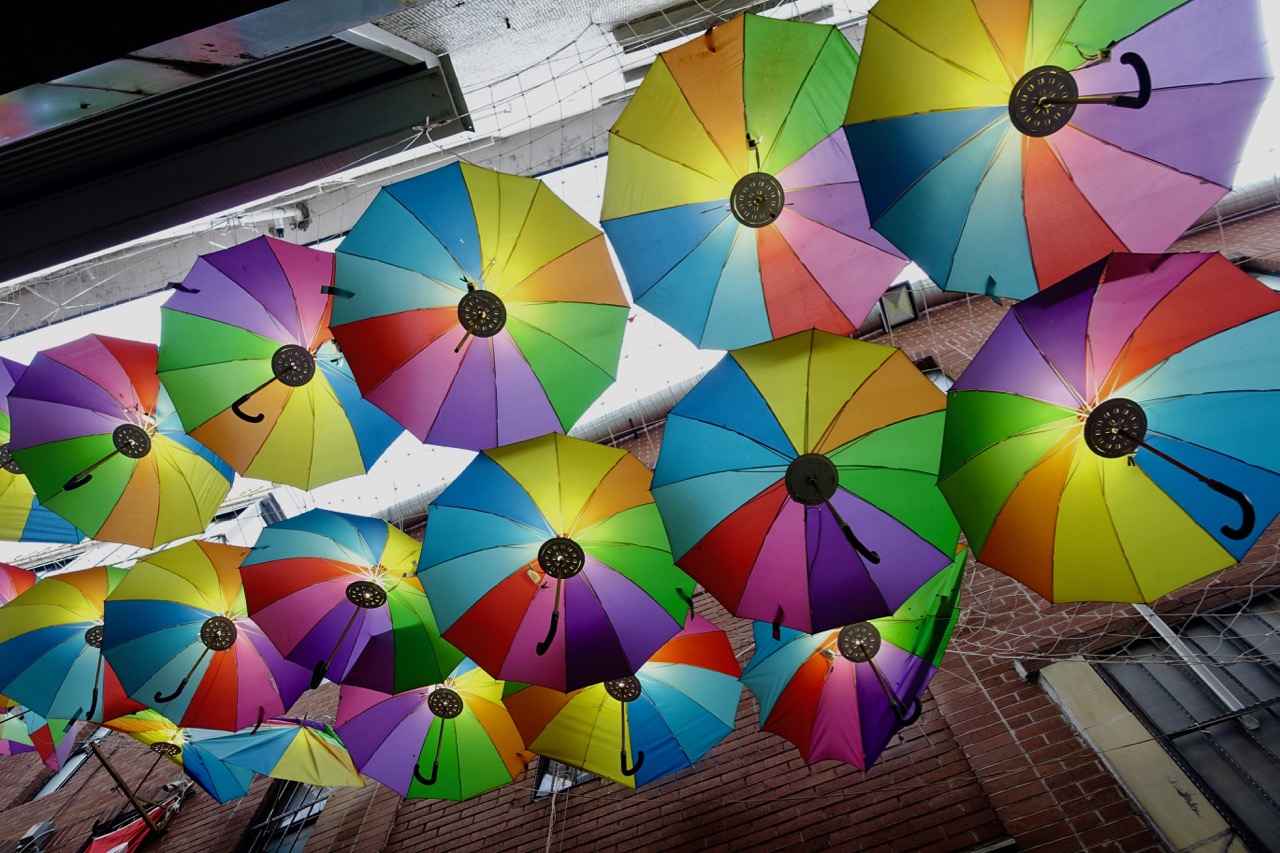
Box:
105 710 257 804
601 12 907 350
8 335 233 549
740 548 965 770
505 614 741 788
652 329 960 633
0 706 82 770
419 433 695 693
103 540 310 732
332 162 628 450
0 566 143 724
844 0 1272 299
939 252 1280 602
195 716 364 788
336 659 530 801
242 508 462 694
158 236 403 490
0 358 81 544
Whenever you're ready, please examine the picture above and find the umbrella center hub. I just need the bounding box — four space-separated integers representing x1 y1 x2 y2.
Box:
200 615 238 651
150 742 182 756
0 443 22 475
112 423 152 459
1084 398 1147 458
730 172 785 228
346 580 388 609
1009 65 1078 137
784 454 839 506
84 624 104 648
604 675 642 703
271 344 316 387
538 537 585 580
457 289 507 338
837 623 881 662
427 686 464 719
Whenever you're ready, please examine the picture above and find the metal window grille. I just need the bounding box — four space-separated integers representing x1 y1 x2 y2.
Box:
530 756 595 802
1095 591 1280 852
237 779 330 853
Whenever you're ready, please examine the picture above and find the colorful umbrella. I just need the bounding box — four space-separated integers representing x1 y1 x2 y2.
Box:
196 716 364 788
419 433 695 692
158 236 403 490
242 508 462 693
0 358 81 544
105 709 258 803
740 548 965 770
939 252 1280 602
336 659 530 801
652 329 960 633
0 566 143 724
102 540 310 731
0 561 35 604
599 12 907 351
844 0 1272 299
0 706 81 770
331 161 628 450
505 614 741 788
7 335 233 549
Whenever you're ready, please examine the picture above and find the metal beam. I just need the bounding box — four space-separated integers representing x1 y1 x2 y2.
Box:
0 100 625 339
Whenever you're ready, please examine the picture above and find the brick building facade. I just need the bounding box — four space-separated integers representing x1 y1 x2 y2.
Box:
0 250 1275 851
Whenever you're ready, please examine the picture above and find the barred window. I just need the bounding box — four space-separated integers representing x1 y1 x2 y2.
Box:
530 756 594 802
237 779 330 853
1095 593 1280 852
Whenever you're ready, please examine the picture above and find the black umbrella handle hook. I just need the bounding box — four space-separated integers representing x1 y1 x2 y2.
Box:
154 646 212 703
1113 52 1152 109
619 701 644 777
1208 478 1255 541
413 717 447 786
536 578 562 656
231 393 267 424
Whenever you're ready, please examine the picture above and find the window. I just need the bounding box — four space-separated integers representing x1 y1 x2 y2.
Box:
1095 592 1280 852
530 756 595 802
237 779 330 853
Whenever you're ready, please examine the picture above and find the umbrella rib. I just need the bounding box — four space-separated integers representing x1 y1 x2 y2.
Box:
1011 311 1090 410
752 28 846 173
872 14 1012 94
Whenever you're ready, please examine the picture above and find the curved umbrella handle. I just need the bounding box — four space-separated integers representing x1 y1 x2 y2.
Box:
85 686 99 722
620 748 645 778
535 609 560 657
164 280 201 294
231 394 266 423
154 675 192 705
1113 52 1152 109
310 660 329 691
413 759 440 786
893 696 924 726
251 706 265 735
1208 478 1255 541
320 284 355 299
65 472 93 490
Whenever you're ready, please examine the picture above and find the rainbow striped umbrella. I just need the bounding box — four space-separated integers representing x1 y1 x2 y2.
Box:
0 358 81 544
505 614 741 788
844 0 1272 299
8 336 232 549
105 709 257 803
741 549 965 770
600 12 907 350
0 566 143 724
196 717 363 788
242 509 462 693
103 540 310 732
332 162 628 450
940 253 1280 602
419 434 694 692
158 236 403 490
336 659 530 801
